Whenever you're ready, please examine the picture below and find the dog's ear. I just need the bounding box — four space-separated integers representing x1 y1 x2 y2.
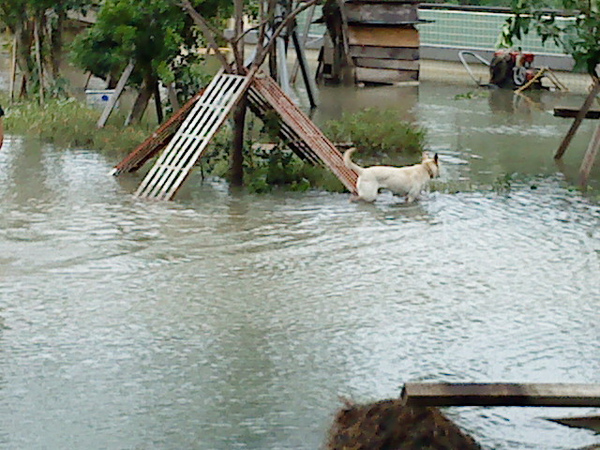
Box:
422 152 430 161
434 153 439 164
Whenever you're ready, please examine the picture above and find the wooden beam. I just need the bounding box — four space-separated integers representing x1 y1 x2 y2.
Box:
154 80 163 124
546 415 600 433
401 383 600 407
97 60 134 129
555 78 600 159
579 120 600 187
354 57 419 71
291 29 317 108
554 107 600 119
348 26 419 48
349 45 419 61
345 3 419 24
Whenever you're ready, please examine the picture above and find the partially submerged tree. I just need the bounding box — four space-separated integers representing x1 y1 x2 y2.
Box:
0 0 92 99
71 0 230 124
179 0 321 185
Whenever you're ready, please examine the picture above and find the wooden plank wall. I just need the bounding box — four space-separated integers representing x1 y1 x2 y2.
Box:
345 1 421 85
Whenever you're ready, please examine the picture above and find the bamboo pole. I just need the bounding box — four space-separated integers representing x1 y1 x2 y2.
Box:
514 67 546 95
578 119 600 188
9 34 17 104
34 20 45 105
555 78 600 159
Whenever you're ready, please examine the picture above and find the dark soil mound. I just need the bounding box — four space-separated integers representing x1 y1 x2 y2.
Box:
327 399 482 450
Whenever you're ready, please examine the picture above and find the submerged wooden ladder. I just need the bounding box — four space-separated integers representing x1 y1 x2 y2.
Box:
135 71 251 200
129 70 357 200
247 73 358 193
110 89 205 176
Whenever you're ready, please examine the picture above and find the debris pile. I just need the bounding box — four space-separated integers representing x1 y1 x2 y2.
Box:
327 399 482 450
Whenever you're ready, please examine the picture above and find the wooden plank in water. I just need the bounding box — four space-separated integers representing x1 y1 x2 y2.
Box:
401 383 600 407
555 78 600 159
347 26 419 48
111 88 205 175
554 107 600 119
135 72 251 200
579 120 600 187
547 415 600 433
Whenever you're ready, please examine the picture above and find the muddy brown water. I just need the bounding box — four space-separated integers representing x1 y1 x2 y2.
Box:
1 79 599 449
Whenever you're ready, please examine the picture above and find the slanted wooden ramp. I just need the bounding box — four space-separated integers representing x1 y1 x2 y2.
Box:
110 88 205 176
135 72 251 200
247 73 358 193
128 71 357 200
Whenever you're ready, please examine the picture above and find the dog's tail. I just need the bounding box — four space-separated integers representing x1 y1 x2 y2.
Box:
343 147 363 175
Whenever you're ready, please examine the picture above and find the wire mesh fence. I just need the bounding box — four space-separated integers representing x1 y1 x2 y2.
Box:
417 7 574 56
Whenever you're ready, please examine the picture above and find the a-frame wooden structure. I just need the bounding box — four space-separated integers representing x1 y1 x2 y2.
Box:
112 70 358 200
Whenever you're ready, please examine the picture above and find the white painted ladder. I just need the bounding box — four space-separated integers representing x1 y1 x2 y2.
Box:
135 72 250 200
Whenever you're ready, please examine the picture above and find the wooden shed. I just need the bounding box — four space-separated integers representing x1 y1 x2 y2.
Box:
318 0 424 85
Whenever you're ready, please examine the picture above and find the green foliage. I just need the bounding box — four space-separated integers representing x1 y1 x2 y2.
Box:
454 90 490 100
500 0 600 76
70 0 231 88
199 117 346 194
323 108 427 158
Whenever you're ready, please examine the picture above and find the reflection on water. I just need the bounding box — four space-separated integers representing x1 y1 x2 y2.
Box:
0 82 599 450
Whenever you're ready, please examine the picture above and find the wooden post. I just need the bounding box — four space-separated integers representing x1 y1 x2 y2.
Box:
154 80 163 124
276 36 292 97
231 96 248 187
167 83 180 113
578 120 600 188
555 78 600 159
291 29 317 108
290 4 316 84
401 383 600 407
97 60 134 129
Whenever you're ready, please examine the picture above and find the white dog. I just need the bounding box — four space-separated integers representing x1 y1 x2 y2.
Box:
343 148 440 202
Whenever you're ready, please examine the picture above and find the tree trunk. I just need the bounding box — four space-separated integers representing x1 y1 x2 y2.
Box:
230 98 248 186
127 74 155 125
49 10 66 80
15 23 34 98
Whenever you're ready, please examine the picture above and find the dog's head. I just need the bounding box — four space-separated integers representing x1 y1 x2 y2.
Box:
421 152 440 179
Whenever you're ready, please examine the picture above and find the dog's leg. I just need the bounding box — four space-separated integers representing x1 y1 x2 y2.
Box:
406 189 421 203
356 179 378 202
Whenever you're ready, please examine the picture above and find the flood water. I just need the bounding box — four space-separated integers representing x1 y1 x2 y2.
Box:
1 81 599 450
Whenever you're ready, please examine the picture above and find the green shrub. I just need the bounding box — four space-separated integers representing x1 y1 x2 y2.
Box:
4 97 154 155
323 108 426 159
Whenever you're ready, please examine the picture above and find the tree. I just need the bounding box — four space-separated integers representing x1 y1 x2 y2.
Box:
180 0 320 185
0 0 92 99
501 0 599 78
71 0 231 124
